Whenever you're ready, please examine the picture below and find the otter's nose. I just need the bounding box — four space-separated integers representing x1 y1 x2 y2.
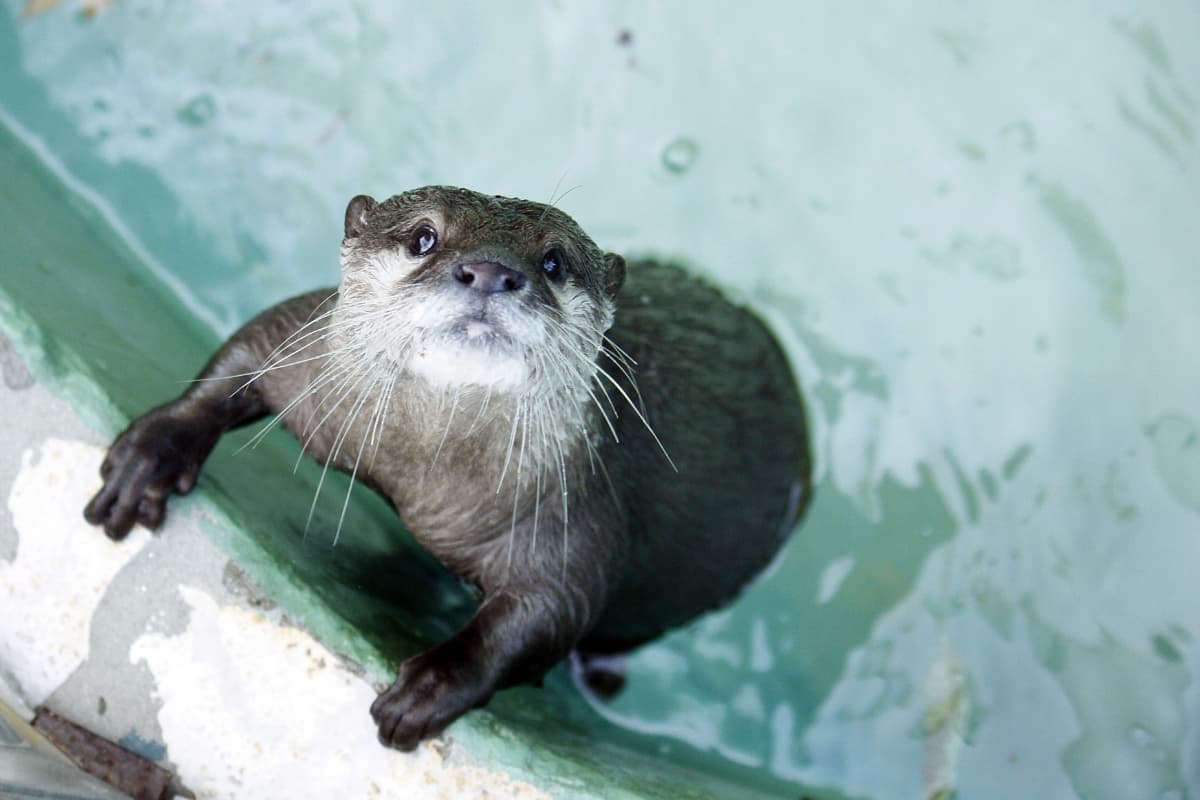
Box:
453 261 527 294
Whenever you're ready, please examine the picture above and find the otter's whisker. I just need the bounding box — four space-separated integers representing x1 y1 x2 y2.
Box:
594 364 677 471
504 403 528 576
558 454 569 585
527 308 620 442
228 305 393 391
367 367 398 475
600 344 640 396
298 359 370 450
601 333 638 372
231 344 350 398
234 357 354 455
256 302 339 365
463 383 494 439
429 386 461 471
496 392 523 495
303 365 375 535
333 368 386 546
531 418 542 561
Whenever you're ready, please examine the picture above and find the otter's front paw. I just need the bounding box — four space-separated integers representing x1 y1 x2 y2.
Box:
370 648 494 751
84 408 220 541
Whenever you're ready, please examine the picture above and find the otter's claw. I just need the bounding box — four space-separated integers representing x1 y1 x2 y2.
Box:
84 408 218 541
370 648 493 751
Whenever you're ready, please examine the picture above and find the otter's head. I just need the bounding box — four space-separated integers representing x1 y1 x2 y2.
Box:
336 186 626 393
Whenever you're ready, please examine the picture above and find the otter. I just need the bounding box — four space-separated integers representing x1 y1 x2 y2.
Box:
83 186 811 751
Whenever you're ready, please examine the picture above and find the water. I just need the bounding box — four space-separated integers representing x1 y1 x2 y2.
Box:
2 1 1199 797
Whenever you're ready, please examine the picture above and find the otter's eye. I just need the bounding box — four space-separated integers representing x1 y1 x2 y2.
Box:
408 225 438 257
542 248 566 283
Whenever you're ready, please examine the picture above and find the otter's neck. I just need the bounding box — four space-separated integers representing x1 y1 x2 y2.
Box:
390 376 594 478
360 377 597 577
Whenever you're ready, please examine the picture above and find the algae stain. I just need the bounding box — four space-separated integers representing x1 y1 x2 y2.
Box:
176 94 216 126
970 576 1014 640
1112 18 1173 76
1146 79 1195 143
1151 633 1183 664
1002 444 1032 481
1103 460 1138 521
1145 413 1200 516
1000 121 1037 153
875 272 906 306
1116 95 1184 168
957 141 986 162
1112 17 1197 112
1029 177 1127 325
977 469 998 502
943 450 981 526
921 235 1023 282
932 28 981 68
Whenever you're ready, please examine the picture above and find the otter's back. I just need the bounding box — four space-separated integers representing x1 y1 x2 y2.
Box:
587 260 811 647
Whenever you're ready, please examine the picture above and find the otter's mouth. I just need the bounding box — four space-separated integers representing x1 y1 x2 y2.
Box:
464 320 493 339
409 318 529 390
388 288 545 390
456 317 509 347
442 301 524 352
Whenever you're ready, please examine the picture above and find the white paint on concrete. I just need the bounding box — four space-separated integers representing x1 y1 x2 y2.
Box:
1 438 151 706
131 585 550 800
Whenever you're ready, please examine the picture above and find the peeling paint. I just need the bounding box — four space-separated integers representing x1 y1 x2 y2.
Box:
131 586 550 800
1 439 150 706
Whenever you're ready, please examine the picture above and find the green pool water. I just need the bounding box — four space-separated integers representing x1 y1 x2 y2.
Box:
2 2 1199 798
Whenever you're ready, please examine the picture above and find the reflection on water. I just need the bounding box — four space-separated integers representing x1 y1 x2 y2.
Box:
3 2 1199 797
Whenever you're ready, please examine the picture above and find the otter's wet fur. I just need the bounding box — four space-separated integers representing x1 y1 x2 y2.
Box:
84 186 812 750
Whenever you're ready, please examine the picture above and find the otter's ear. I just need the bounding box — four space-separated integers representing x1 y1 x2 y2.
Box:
604 253 626 298
344 195 377 239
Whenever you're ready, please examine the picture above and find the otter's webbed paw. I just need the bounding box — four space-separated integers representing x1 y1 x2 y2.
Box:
370 647 494 751
84 407 221 541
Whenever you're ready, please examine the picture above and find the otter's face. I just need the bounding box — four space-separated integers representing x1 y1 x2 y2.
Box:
337 186 626 393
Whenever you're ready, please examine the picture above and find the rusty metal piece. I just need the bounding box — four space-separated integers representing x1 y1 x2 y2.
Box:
32 707 173 800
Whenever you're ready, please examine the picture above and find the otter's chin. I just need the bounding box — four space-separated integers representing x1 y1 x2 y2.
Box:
407 336 528 390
